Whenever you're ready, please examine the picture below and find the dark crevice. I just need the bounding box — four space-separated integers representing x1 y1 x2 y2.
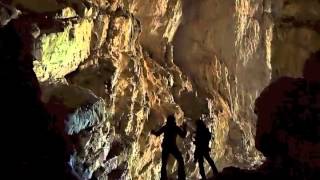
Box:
107 163 127 179
279 17 320 34
105 140 124 161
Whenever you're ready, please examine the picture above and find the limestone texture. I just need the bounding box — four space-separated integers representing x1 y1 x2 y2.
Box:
271 0 320 79
2 0 320 179
33 16 93 81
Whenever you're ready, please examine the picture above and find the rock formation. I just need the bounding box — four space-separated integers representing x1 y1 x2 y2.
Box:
173 0 273 170
1 0 319 179
271 0 320 79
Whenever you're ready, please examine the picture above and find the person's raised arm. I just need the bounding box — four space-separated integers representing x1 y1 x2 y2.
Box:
151 125 165 137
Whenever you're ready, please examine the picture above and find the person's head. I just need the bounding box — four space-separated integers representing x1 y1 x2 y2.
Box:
303 50 320 82
167 114 176 126
196 119 205 129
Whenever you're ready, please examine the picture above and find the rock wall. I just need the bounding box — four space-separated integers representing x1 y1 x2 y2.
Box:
271 0 320 79
173 0 273 169
2 0 192 179
3 0 318 179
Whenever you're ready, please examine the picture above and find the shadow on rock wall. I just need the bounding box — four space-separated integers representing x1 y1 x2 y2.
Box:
0 19 76 179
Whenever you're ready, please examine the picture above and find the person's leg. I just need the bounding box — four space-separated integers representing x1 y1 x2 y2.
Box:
198 156 206 180
204 151 218 175
161 149 169 180
171 147 186 180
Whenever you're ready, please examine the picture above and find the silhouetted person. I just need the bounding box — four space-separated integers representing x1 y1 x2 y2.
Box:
151 115 187 180
194 119 218 179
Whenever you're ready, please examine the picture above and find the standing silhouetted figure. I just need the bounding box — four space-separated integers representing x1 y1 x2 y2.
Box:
194 119 218 180
151 115 187 180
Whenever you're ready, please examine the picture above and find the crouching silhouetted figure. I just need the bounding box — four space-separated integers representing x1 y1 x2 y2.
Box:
194 119 218 179
151 115 187 180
